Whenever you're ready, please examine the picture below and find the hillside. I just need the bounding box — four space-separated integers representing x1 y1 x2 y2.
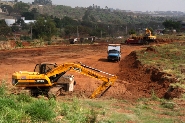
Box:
0 12 14 20
30 5 175 28
1 3 184 31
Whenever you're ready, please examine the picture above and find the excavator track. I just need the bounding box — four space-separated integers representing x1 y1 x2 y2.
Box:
48 86 63 99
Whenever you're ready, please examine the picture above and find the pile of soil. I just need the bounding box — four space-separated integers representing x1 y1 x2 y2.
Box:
116 51 182 101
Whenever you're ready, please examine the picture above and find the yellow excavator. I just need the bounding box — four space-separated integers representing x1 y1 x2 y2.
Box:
144 28 156 41
125 28 156 45
12 62 117 98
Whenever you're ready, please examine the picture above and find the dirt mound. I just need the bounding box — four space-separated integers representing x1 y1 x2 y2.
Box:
116 51 182 101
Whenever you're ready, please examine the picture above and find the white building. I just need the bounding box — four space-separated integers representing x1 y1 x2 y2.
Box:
4 19 36 26
4 19 16 26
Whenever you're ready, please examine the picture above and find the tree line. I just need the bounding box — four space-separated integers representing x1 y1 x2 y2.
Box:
0 2 184 41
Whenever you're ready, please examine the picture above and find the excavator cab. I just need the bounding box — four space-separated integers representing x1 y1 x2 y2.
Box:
34 63 57 74
33 62 67 83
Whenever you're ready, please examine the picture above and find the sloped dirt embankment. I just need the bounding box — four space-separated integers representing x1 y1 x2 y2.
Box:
117 50 182 101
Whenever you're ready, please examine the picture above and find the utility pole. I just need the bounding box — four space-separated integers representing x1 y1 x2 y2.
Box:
101 30 102 38
14 31 16 42
77 26 79 38
126 26 127 35
57 29 58 39
31 26 32 40
108 25 109 37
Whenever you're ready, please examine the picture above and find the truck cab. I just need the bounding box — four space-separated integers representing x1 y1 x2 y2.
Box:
107 44 121 62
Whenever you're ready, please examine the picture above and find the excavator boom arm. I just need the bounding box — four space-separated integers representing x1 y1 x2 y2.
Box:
45 63 117 98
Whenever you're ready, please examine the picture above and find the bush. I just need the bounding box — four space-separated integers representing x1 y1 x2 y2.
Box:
60 98 97 123
0 36 7 41
0 79 7 96
20 35 32 41
25 98 56 121
0 106 29 123
15 41 24 48
161 101 175 109
0 97 18 110
16 93 32 103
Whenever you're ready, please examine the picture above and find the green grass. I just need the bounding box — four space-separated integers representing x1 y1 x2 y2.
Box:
25 98 56 121
157 33 185 41
137 42 185 90
0 80 184 123
59 98 97 123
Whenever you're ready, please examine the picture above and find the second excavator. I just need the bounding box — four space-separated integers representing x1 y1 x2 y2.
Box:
125 28 156 45
12 62 117 98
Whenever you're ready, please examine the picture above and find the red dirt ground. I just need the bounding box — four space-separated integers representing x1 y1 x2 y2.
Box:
0 41 182 101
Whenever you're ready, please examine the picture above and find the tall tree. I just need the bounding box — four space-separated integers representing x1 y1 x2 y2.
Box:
1 5 13 16
0 20 11 37
13 2 30 15
53 17 62 28
61 16 79 27
21 12 34 20
32 17 57 41
163 20 181 31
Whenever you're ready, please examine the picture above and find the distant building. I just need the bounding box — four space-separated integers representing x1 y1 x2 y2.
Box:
4 19 16 26
4 18 36 27
24 20 36 24
156 29 165 34
181 21 185 30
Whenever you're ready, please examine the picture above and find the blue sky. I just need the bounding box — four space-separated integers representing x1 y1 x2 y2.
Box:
24 0 185 12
